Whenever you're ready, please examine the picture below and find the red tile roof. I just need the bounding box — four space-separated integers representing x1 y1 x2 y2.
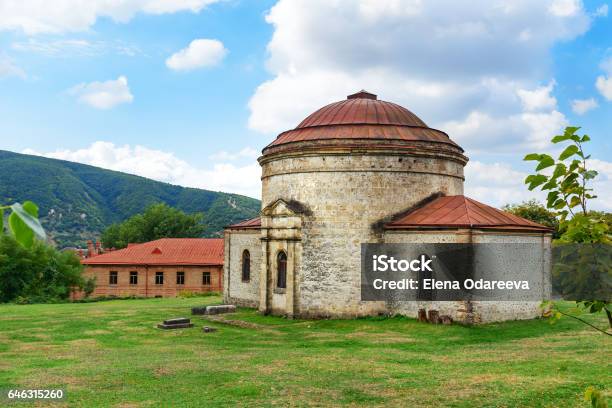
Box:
82 238 224 266
265 91 460 150
226 217 261 229
297 93 427 128
385 195 552 232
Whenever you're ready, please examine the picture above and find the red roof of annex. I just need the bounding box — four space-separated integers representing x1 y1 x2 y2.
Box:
227 196 551 233
226 217 261 229
81 238 224 266
385 195 552 232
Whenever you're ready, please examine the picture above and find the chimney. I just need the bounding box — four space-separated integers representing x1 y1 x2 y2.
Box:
95 241 102 255
77 248 84 258
87 240 94 258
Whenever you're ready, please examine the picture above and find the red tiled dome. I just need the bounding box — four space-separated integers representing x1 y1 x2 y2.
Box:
264 90 461 151
296 90 427 128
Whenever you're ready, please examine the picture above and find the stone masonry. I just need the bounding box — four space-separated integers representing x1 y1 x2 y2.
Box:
223 91 552 323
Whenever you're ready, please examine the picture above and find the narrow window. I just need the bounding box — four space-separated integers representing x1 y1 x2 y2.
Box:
109 271 118 285
129 271 138 285
176 271 185 285
155 272 164 285
202 271 211 285
242 250 251 282
277 251 287 289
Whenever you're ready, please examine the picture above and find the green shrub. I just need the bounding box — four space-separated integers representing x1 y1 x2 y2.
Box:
0 235 84 303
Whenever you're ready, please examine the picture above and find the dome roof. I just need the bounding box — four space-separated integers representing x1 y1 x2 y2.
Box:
296 90 427 128
264 90 461 152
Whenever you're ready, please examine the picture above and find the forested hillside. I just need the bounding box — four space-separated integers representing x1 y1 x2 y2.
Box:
0 150 260 248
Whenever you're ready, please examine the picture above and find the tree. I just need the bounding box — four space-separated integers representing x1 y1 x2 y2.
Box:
1 200 87 303
101 203 206 249
0 235 84 303
523 126 611 331
502 200 561 238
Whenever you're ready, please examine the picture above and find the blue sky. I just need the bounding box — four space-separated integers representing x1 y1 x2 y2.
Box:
0 0 610 209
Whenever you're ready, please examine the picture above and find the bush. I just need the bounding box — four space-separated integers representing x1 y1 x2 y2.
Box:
179 290 220 298
503 199 561 238
0 235 85 303
178 290 196 298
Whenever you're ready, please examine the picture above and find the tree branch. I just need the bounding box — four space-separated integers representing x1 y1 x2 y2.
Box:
555 308 612 336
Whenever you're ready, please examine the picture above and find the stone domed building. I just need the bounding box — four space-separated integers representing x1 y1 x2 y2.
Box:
224 90 552 323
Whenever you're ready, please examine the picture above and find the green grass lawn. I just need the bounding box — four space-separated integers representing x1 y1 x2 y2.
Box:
0 297 609 407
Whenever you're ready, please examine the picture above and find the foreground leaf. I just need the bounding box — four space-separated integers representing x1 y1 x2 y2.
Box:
524 153 541 161
536 155 555 171
559 145 579 161
9 202 46 248
525 174 548 190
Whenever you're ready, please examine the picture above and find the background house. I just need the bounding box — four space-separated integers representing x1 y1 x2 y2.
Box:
75 238 223 299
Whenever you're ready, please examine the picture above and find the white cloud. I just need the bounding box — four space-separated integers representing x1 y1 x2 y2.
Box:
588 159 612 211
248 0 588 154
209 147 258 161
594 4 608 17
165 39 227 71
23 142 261 198
517 81 557 111
594 57 612 101
549 0 581 17
464 159 612 211
441 80 567 153
0 0 221 35
600 56 612 74
442 109 568 154
11 38 141 57
520 110 569 149
0 54 26 79
595 75 612 100
464 161 543 207
571 97 598 114
68 76 133 109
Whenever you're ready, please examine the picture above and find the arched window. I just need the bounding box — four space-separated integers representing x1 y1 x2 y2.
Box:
277 251 287 289
241 250 251 282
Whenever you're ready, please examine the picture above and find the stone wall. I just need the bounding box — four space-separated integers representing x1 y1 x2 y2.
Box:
260 147 465 318
384 230 552 323
224 229 261 308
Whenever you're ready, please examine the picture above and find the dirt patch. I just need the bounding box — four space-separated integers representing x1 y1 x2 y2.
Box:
83 329 113 336
201 316 283 335
152 366 173 378
114 402 144 408
67 338 98 348
346 332 419 344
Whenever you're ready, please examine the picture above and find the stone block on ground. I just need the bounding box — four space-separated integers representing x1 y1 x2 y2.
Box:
191 306 207 315
205 305 236 315
157 317 194 329
427 310 440 324
439 315 453 325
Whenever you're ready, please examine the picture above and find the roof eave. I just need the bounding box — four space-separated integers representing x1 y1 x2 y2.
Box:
384 224 552 233
81 261 223 266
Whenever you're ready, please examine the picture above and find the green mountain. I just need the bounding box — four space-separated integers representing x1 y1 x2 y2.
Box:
0 150 261 248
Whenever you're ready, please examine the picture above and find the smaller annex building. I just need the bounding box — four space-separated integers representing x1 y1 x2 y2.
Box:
76 238 224 298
